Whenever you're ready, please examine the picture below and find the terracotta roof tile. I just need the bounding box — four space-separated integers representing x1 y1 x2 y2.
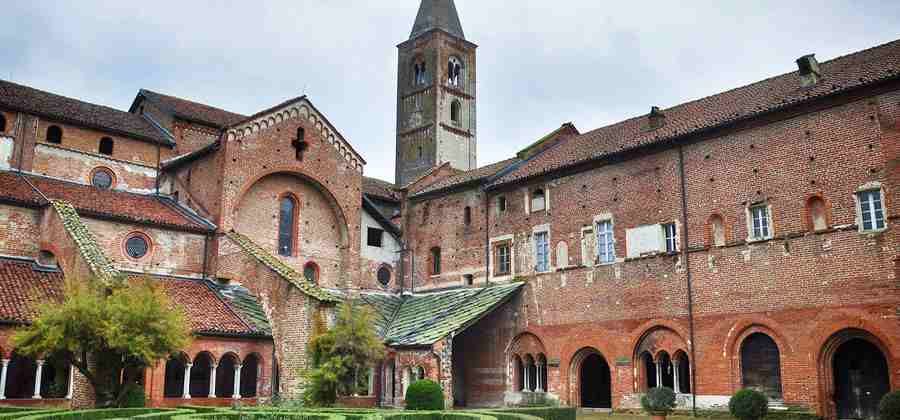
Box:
0 79 173 146
363 177 400 202
413 158 519 197
139 89 247 129
0 257 64 324
492 39 900 186
0 171 213 232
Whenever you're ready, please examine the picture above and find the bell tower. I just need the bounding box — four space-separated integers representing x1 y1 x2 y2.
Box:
395 0 477 185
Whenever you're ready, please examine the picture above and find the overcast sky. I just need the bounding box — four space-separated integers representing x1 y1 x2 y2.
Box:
1 1 898 182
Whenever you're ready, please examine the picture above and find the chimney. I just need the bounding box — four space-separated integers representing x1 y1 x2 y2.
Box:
796 54 821 87
648 106 666 130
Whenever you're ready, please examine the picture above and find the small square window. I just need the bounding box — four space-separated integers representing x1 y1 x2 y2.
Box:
531 189 546 212
367 227 384 247
857 190 886 232
749 205 771 240
664 223 678 253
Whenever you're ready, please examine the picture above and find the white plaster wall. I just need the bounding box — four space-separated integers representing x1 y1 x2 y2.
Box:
360 209 400 264
33 144 157 194
0 136 13 169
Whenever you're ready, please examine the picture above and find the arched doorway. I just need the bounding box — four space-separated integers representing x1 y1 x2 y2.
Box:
579 353 612 408
832 339 889 420
740 333 782 399
240 354 260 398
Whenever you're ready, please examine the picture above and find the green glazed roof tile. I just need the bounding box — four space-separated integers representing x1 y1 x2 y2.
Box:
210 281 274 336
50 200 119 283
361 282 523 346
226 231 341 302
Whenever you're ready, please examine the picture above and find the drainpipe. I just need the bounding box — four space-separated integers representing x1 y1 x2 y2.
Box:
677 145 698 416
483 189 491 286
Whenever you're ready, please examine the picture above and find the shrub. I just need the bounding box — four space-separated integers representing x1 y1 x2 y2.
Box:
729 389 769 420
641 387 676 415
491 408 576 420
405 379 444 411
120 383 147 408
881 391 900 420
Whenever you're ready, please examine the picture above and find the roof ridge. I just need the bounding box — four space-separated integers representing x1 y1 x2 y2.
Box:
388 285 490 344
201 279 260 335
140 89 247 118
49 200 120 283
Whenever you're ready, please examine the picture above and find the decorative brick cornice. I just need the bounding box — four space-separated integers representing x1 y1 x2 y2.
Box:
439 123 473 138
441 85 473 100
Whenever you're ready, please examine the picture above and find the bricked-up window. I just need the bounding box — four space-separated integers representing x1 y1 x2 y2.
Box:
749 204 771 240
708 214 726 247
497 196 508 213
531 189 546 212
46 125 62 144
664 223 678 253
451 100 461 125
496 243 511 275
430 247 441 275
0 114 6 132
278 195 297 256
807 196 828 231
534 231 550 272
857 190 886 232
596 220 615 264
464 206 472 225
367 227 384 247
99 137 114 155
304 262 319 284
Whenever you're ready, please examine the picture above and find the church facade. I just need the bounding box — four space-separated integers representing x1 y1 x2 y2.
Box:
0 1 898 418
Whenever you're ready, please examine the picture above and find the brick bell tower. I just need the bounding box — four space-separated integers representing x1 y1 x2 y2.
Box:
395 0 477 185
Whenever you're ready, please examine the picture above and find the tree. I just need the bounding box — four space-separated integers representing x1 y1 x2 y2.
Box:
302 301 384 406
13 276 191 407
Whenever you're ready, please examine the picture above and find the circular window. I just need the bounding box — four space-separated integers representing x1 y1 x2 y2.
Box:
304 263 319 284
91 168 114 189
377 266 392 287
125 234 150 259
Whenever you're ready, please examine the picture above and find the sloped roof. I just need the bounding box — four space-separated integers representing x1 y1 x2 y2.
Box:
0 79 173 146
412 158 519 198
0 257 64 324
410 0 466 40
363 177 400 202
211 282 274 336
492 38 900 187
361 282 523 346
51 200 120 283
225 231 341 303
0 171 213 232
137 89 247 129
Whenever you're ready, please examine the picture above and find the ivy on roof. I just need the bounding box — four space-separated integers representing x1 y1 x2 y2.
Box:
51 200 119 283
225 231 341 303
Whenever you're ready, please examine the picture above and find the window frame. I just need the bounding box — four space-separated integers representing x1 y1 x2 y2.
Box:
98 137 114 156
46 125 63 144
463 206 472 225
530 189 546 213
377 265 392 287
450 100 462 125
664 222 678 253
303 261 320 284
89 167 116 190
430 247 442 276
277 194 299 256
366 227 384 248
533 230 550 273
747 204 773 241
856 189 887 232
123 232 152 261
497 196 508 213
596 219 616 265
496 242 511 275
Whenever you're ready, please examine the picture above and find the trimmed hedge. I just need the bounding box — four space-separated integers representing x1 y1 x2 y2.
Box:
382 412 496 420
15 409 163 420
491 408 575 420
404 381 444 411
466 410 542 420
246 409 377 420
129 410 198 420
171 413 346 420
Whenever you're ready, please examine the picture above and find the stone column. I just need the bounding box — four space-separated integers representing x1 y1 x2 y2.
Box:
66 365 75 399
655 361 661 389
0 359 9 400
33 360 44 399
232 364 242 400
182 363 192 399
672 361 680 394
208 364 218 398
522 365 529 392
536 363 544 392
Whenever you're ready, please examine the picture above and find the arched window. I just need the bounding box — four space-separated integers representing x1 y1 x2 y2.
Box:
447 56 463 87
278 195 297 256
708 214 726 247
99 137 114 155
658 352 674 389
514 355 525 392
0 114 6 132
190 352 214 398
216 353 239 399
241 354 260 398
642 352 656 390
463 206 472 225
46 125 62 144
413 59 427 86
807 196 828 231
450 100 461 124
675 351 691 394
537 354 548 392
740 333 782 399
292 128 308 161
303 262 319 284
531 189 546 212
5 352 37 399
430 247 441 275
163 354 187 398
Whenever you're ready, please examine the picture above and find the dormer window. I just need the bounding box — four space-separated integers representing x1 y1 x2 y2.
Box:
448 56 463 87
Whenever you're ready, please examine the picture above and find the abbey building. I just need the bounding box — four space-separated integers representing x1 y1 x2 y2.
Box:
0 1 897 418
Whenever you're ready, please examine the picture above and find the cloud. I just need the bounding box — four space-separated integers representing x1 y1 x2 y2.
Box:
0 0 897 182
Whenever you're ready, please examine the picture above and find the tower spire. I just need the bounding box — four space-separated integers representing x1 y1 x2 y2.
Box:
410 0 465 40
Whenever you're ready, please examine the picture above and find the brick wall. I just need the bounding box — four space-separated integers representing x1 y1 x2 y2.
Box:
0 204 41 257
